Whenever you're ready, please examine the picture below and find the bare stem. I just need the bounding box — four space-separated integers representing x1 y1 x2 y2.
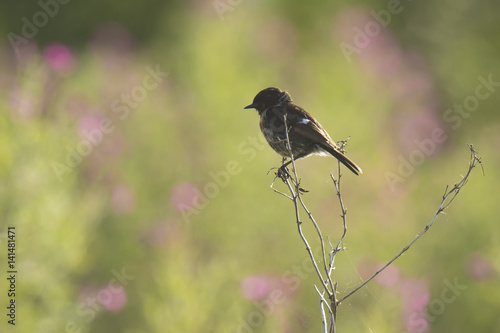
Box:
336 144 482 305
269 113 481 330
279 110 331 293
272 107 351 333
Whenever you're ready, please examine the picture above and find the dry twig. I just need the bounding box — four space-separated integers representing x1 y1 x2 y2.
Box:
269 103 482 332
336 144 482 305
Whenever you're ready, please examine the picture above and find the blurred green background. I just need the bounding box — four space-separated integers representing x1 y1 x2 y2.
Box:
1 0 499 332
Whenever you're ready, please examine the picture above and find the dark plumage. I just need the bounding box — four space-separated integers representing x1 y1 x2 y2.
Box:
244 87 362 175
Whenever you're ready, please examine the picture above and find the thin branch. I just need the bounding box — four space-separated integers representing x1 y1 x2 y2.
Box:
272 107 339 332
336 144 482 305
276 109 351 332
314 285 335 333
297 190 332 294
271 109 359 331
329 140 350 271
323 141 350 331
269 172 293 200
279 110 331 293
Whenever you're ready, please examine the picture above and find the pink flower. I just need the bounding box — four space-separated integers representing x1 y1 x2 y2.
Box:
465 254 496 281
375 264 400 287
240 275 298 301
111 184 136 214
398 278 430 333
357 256 400 287
241 275 273 300
44 43 76 72
98 286 128 313
397 110 446 156
78 115 102 138
170 182 200 212
333 8 402 76
9 89 38 120
78 283 127 313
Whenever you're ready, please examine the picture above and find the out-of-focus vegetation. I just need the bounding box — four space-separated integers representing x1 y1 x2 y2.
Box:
1 1 499 332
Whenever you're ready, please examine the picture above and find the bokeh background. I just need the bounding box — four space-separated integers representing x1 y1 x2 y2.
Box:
1 0 499 332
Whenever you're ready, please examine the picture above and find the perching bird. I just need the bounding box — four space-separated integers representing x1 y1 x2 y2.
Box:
244 87 362 175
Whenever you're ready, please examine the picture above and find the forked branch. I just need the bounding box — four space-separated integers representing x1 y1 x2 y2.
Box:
336 144 482 305
268 104 482 332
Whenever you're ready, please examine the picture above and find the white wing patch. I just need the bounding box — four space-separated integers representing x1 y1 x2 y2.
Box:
298 118 310 124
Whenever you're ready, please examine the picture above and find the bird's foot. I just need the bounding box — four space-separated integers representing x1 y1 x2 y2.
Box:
268 165 309 193
277 165 291 182
267 165 291 182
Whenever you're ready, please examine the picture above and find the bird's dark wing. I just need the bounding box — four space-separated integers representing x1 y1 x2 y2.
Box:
286 105 337 147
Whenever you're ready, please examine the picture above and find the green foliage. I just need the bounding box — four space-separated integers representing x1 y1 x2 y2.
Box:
1 1 499 332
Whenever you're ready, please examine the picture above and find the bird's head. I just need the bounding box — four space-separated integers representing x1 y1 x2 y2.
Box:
244 87 292 114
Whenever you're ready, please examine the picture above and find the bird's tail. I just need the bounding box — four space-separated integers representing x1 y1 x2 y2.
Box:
323 144 363 175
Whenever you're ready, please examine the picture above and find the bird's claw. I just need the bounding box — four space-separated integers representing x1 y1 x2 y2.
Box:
277 166 291 181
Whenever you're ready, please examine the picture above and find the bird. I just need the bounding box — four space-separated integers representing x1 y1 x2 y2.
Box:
244 87 362 175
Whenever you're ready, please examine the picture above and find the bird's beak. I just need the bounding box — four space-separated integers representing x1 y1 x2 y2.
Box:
244 103 256 109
